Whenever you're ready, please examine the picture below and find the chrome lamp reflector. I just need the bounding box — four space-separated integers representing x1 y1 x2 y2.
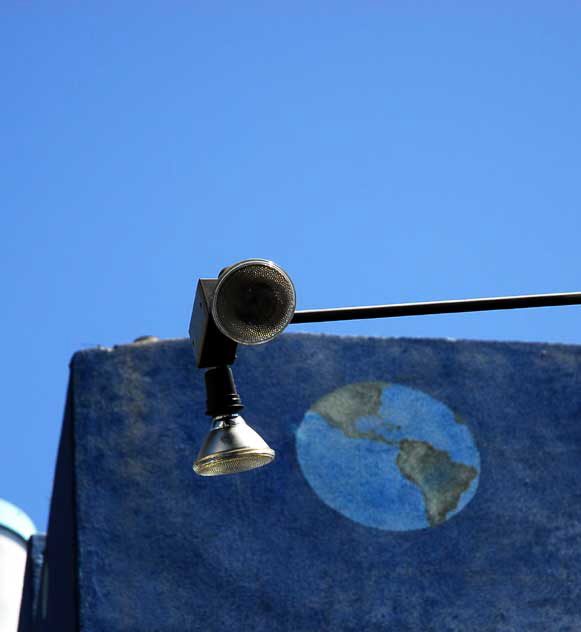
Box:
193 414 274 476
193 366 274 477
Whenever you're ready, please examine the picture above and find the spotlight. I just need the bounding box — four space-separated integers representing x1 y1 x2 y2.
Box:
193 366 275 476
189 256 581 478
189 259 296 369
212 259 296 345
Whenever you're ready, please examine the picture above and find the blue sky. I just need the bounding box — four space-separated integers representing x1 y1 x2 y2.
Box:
2 4 580 529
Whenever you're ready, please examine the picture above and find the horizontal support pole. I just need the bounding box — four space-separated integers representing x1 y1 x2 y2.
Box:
291 291 581 324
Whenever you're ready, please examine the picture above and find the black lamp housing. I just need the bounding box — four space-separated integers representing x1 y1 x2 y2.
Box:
189 278 238 369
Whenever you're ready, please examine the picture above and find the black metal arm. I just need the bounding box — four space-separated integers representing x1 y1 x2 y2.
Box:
291 291 581 324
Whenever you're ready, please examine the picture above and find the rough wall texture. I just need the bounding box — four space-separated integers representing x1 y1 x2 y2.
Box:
38 334 581 630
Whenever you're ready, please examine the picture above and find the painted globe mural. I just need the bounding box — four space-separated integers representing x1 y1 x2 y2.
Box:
296 383 480 531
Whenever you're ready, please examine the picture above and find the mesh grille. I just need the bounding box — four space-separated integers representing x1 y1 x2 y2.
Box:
194 450 274 476
213 263 295 345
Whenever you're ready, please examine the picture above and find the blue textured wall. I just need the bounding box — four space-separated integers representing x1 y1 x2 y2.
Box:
37 334 581 630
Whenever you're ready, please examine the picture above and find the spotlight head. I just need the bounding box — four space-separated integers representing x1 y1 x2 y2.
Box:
193 366 275 476
189 259 295 368
212 259 296 346
193 414 275 476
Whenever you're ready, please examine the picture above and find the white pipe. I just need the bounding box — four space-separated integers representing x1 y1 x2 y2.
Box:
0 500 36 632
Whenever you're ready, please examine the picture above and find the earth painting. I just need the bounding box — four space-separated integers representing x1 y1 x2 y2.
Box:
295 382 480 531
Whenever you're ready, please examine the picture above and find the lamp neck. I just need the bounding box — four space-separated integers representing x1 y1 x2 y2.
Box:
205 366 244 417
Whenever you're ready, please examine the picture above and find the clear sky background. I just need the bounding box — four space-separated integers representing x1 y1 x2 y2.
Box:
2 4 580 530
